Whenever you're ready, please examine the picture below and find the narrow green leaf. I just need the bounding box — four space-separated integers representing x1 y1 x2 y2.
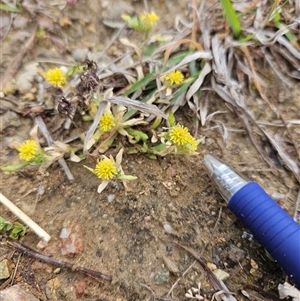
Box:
219 0 241 38
123 72 156 97
0 2 22 13
1 161 30 172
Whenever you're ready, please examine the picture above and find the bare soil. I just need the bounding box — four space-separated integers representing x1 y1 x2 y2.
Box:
0 1 299 300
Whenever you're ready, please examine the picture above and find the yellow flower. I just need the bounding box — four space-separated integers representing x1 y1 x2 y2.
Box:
18 140 39 162
122 12 159 33
45 67 66 87
99 112 115 132
169 124 197 152
141 12 159 22
165 70 184 86
94 158 117 180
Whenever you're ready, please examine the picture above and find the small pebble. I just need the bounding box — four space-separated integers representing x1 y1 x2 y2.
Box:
107 194 115 203
53 268 61 274
164 224 173 234
213 269 230 281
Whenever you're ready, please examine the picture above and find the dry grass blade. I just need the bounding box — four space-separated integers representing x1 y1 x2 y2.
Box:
260 128 300 183
163 39 204 67
186 62 211 102
262 48 293 87
107 96 167 119
36 116 74 181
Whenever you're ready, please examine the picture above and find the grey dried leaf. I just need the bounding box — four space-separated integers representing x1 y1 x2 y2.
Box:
163 51 212 75
186 62 211 102
106 96 167 119
262 48 294 87
260 129 300 183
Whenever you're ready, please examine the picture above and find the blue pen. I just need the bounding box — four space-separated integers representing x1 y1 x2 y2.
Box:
203 154 300 288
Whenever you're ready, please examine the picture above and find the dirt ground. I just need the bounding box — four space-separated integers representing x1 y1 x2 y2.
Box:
0 1 299 300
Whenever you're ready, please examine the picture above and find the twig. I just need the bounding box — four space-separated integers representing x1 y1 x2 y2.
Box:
36 116 74 181
0 193 51 242
6 240 112 283
139 283 156 301
0 23 37 90
166 260 196 298
173 242 237 301
11 253 22 286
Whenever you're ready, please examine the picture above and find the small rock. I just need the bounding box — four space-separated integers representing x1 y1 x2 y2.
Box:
15 62 39 94
228 244 246 263
0 111 21 132
250 259 258 269
164 224 173 234
207 262 217 271
154 269 170 284
2 81 17 95
60 223 84 257
213 269 230 281
73 280 87 298
45 277 61 301
0 284 39 301
72 48 89 62
53 268 61 274
0 259 13 279
107 194 115 203
163 256 179 275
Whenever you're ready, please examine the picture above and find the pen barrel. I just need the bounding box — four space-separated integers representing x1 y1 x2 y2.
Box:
228 182 300 288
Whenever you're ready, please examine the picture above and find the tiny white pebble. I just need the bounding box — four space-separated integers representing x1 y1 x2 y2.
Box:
164 224 173 234
107 194 115 203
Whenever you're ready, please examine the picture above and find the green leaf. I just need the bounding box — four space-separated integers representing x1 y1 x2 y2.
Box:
126 128 148 143
83 165 95 174
219 0 241 38
1 161 30 172
150 117 162 130
123 72 156 97
117 174 138 181
150 143 167 152
167 112 176 127
0 1 22 13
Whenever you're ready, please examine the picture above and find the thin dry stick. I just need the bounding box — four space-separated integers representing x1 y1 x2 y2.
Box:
166 260 197 298
6 240 112 282
36 116 74 181
191 0 198 46
0 193 51 242
0 23 37 90
174 242 237 301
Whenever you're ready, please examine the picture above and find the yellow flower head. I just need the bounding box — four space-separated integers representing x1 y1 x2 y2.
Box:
45 67 66 87
165 70 184 86
99 112 115 132
18 140 39 162
94 158 117 180
169 124 197 152
122 12 159 33
141 12 159 22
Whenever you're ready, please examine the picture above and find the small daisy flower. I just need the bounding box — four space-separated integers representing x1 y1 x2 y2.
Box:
99 112 115 132
122 12 159 33
84 149 137 193
94 158 117 180
141 12 159 22
169 124 197 152
165 70 184 86
18 140 39 162
45 67 66 87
